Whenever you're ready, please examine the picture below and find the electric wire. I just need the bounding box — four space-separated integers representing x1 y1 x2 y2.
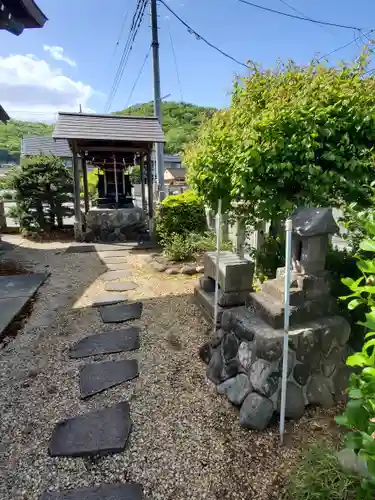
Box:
104 0 149 112
238 0 362 31
317 29 375 61
278 0 336 36
125 45 151 108
159 0 249 68
167 22 184 101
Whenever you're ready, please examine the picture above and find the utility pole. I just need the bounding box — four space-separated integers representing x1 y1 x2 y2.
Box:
151 0 165 200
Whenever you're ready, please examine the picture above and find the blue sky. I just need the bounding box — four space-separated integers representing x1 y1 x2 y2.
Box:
0 0 374 121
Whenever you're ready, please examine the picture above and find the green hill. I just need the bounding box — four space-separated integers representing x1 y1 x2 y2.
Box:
116 101 216 154
0 102 216 161
0 119 53 163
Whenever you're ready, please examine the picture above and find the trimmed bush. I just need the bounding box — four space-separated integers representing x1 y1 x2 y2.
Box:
156 190 207 242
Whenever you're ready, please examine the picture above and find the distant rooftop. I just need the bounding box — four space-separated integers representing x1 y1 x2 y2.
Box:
21 136 72 157
0 104 10 123
53 112 165 144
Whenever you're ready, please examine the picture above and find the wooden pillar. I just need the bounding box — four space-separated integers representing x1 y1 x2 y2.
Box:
113 154 119 204
146 152 154 236
140 154 146 213
72 141 83 241
81 153 90 214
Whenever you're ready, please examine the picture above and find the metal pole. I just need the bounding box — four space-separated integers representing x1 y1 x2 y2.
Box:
113 154 119 204
71 140 82 241
280 218 293 444
140 155 146 213
81 154 89 214
151 0 165 200
213 199 222 333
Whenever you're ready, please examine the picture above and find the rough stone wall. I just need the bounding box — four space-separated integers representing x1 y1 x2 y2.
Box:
84 208 149 242
201 307 351 430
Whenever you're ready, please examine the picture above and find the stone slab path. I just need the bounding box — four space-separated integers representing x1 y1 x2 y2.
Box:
79 360 139 399
0 272 49 336
99 302 143 323
69 328 140 358
90 292 127 307
48 402 132 457
100 271 131 282
40 483 143 500
105 281 137 292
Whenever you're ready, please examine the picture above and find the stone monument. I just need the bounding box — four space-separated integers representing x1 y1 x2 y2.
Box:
199 208 351 430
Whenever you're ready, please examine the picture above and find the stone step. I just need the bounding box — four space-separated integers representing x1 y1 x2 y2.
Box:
69 327 140 358
248 291 288 329
48 402 132 457
40 483 143 500
261 279 304 306
99 302 143 323
79 359 139 399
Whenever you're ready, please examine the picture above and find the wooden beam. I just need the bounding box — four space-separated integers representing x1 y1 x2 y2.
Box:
72 141 83 241
81 153 90 214
80 146 150 153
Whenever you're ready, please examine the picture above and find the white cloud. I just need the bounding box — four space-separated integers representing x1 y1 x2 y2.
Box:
43 45 76 67
0 54 96 122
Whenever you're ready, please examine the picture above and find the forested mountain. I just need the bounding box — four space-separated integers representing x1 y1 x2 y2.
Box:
116 101 216 154
0 120 53 161
0 102 216 161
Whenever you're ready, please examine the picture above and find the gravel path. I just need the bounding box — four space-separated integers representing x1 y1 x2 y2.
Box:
0 237 341 500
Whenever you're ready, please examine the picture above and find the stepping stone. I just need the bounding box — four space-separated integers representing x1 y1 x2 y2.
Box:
69 328 140 358
105 281 137 292
80 359 139 399
100 302 142 323
48 402 131 457
100 271 131 282
105 263 132 271
101 256 130 263
65 245 96 254
40 483 143 500
91 292 127 307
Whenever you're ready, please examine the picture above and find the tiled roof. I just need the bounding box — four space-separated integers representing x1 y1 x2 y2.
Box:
21 136 72 157
0 104 10 123
53 112 165 143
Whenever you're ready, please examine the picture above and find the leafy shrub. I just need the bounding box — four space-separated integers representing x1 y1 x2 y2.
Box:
337 214 375 492
7 154 74 231
190 231 232 252
156 190 206 242
163 233 195 261
129 165 141 184
284 443 363 500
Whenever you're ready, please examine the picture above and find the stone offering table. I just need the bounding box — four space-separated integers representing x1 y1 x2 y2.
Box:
194 251 254 324
199 208 351 430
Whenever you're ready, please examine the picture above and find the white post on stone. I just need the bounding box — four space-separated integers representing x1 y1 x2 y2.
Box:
213 199 222 333
113 154 119 204
280 218 293 444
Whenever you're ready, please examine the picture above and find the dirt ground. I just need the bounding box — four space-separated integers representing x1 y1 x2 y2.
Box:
0 235 343 500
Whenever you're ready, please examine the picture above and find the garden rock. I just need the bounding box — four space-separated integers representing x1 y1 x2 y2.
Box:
217 374 252 406
165 268 179 275
40 483 143 500
279 382 305 419
254 332 283 362
200 277 215 293
221 332 239 362
238 341 253 372
180 264 197 275
211 328 225 348
206 347 224 384
196 265 204 273
250 359 279 397
152 261 167 273
199 342 212 364
293 362 310 386
306 375 334 408
240 393 273 430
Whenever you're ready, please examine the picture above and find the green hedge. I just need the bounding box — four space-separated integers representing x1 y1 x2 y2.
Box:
156 190 207 242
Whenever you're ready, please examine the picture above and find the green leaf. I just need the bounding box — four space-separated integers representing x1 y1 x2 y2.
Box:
364 339 375 353
336 414 350 427
347 352 370 367
349 388 364 399
360 240 375 252
365 331 375 340
363 367 375 377
348 298 364 310
344 431 363 450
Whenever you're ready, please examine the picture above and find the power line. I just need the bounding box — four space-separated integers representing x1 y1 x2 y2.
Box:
317 29 375 61
104 0 149 112
159 0 249 69
111 2 133 58
278 0 336 36
238 0 362 31
167 22 184 101
125 46 151 108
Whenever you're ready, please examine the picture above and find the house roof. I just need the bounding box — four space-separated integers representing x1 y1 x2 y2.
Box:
151 152 181 163
165 167 186 179
0 104 10 123
21 136 72 157
53 112 165 144
1 0 47 32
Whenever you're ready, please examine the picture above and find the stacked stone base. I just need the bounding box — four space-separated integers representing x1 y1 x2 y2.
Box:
201 306 350 430
84 207 149 242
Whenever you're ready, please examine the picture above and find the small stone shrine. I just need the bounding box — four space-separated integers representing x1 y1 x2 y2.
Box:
199 208 351 430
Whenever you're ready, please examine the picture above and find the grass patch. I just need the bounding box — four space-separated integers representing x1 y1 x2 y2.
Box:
283 443 370 500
